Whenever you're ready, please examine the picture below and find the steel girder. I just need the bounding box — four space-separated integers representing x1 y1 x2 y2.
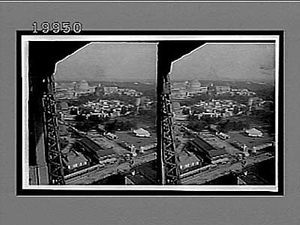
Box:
42 76 65 185
161 73 181 185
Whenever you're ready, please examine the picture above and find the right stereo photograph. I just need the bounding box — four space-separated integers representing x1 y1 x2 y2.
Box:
158 31 283 195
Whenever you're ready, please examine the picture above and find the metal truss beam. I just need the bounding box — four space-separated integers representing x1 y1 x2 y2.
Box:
42 76 65 185
161 73 181 185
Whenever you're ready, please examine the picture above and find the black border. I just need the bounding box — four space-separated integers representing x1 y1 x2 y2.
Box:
16 30 284 196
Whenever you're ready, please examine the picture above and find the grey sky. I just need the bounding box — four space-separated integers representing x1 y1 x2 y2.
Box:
54 42 275 82
170 43 275 82
55 42 157 82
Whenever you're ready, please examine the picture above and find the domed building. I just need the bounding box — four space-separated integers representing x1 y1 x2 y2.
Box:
187 79 202 96
74 80 90 92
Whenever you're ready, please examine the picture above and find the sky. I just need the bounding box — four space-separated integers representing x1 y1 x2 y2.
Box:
170 43 275 82
54 42 157 82
54 42 275 82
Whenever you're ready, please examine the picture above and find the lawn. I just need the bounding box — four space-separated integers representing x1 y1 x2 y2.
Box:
116 131 157 149
228 131 274 148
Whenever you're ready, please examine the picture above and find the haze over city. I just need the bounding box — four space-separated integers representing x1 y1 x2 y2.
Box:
54 42 275 83
170 43 275 82
54 42 157 82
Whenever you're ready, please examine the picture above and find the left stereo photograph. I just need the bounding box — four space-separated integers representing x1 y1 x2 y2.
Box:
17 33 158 194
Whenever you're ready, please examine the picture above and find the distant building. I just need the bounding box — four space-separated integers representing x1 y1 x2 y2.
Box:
105 132 118 140
216 132 230 140
95 84 104 96
119 141 137 155
189 79 201 91
171 82 188 99
133 128 151 138
73 80 96 94
252 143 273 153
186 79 205 96
198 86 208 93
63 115 77 121
259 100 274 111
248 97 263 106
245 128 263 137
171 90 188 99
104 86 118 95
216 86 231 93
140 143 157 153
175 114 189 121
171 82 187 91
231 141 249 152
198 111 222 119
74 80 90 91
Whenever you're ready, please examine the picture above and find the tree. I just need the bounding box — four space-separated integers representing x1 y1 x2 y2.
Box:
75 120 96 132
80 107 93 115
75 114 86 122
217 119 249 132
182 108 190 115
123 121 137 130
104 119 137 133
233 106 239 115
191 106 205 114
104 120 118 133
120 106 127 115
89 115 104 123
187 120 207 132
201 116 221 124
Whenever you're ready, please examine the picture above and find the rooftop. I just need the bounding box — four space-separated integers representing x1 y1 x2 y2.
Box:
178 149 202 166
79 137 116 157
192 135 215 151
208 149 227 158
62 150 88 166
191 135 227 158
133 128 151 137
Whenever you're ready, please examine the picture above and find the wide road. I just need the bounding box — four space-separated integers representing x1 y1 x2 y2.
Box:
182 152 274 185
66 151 157 185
